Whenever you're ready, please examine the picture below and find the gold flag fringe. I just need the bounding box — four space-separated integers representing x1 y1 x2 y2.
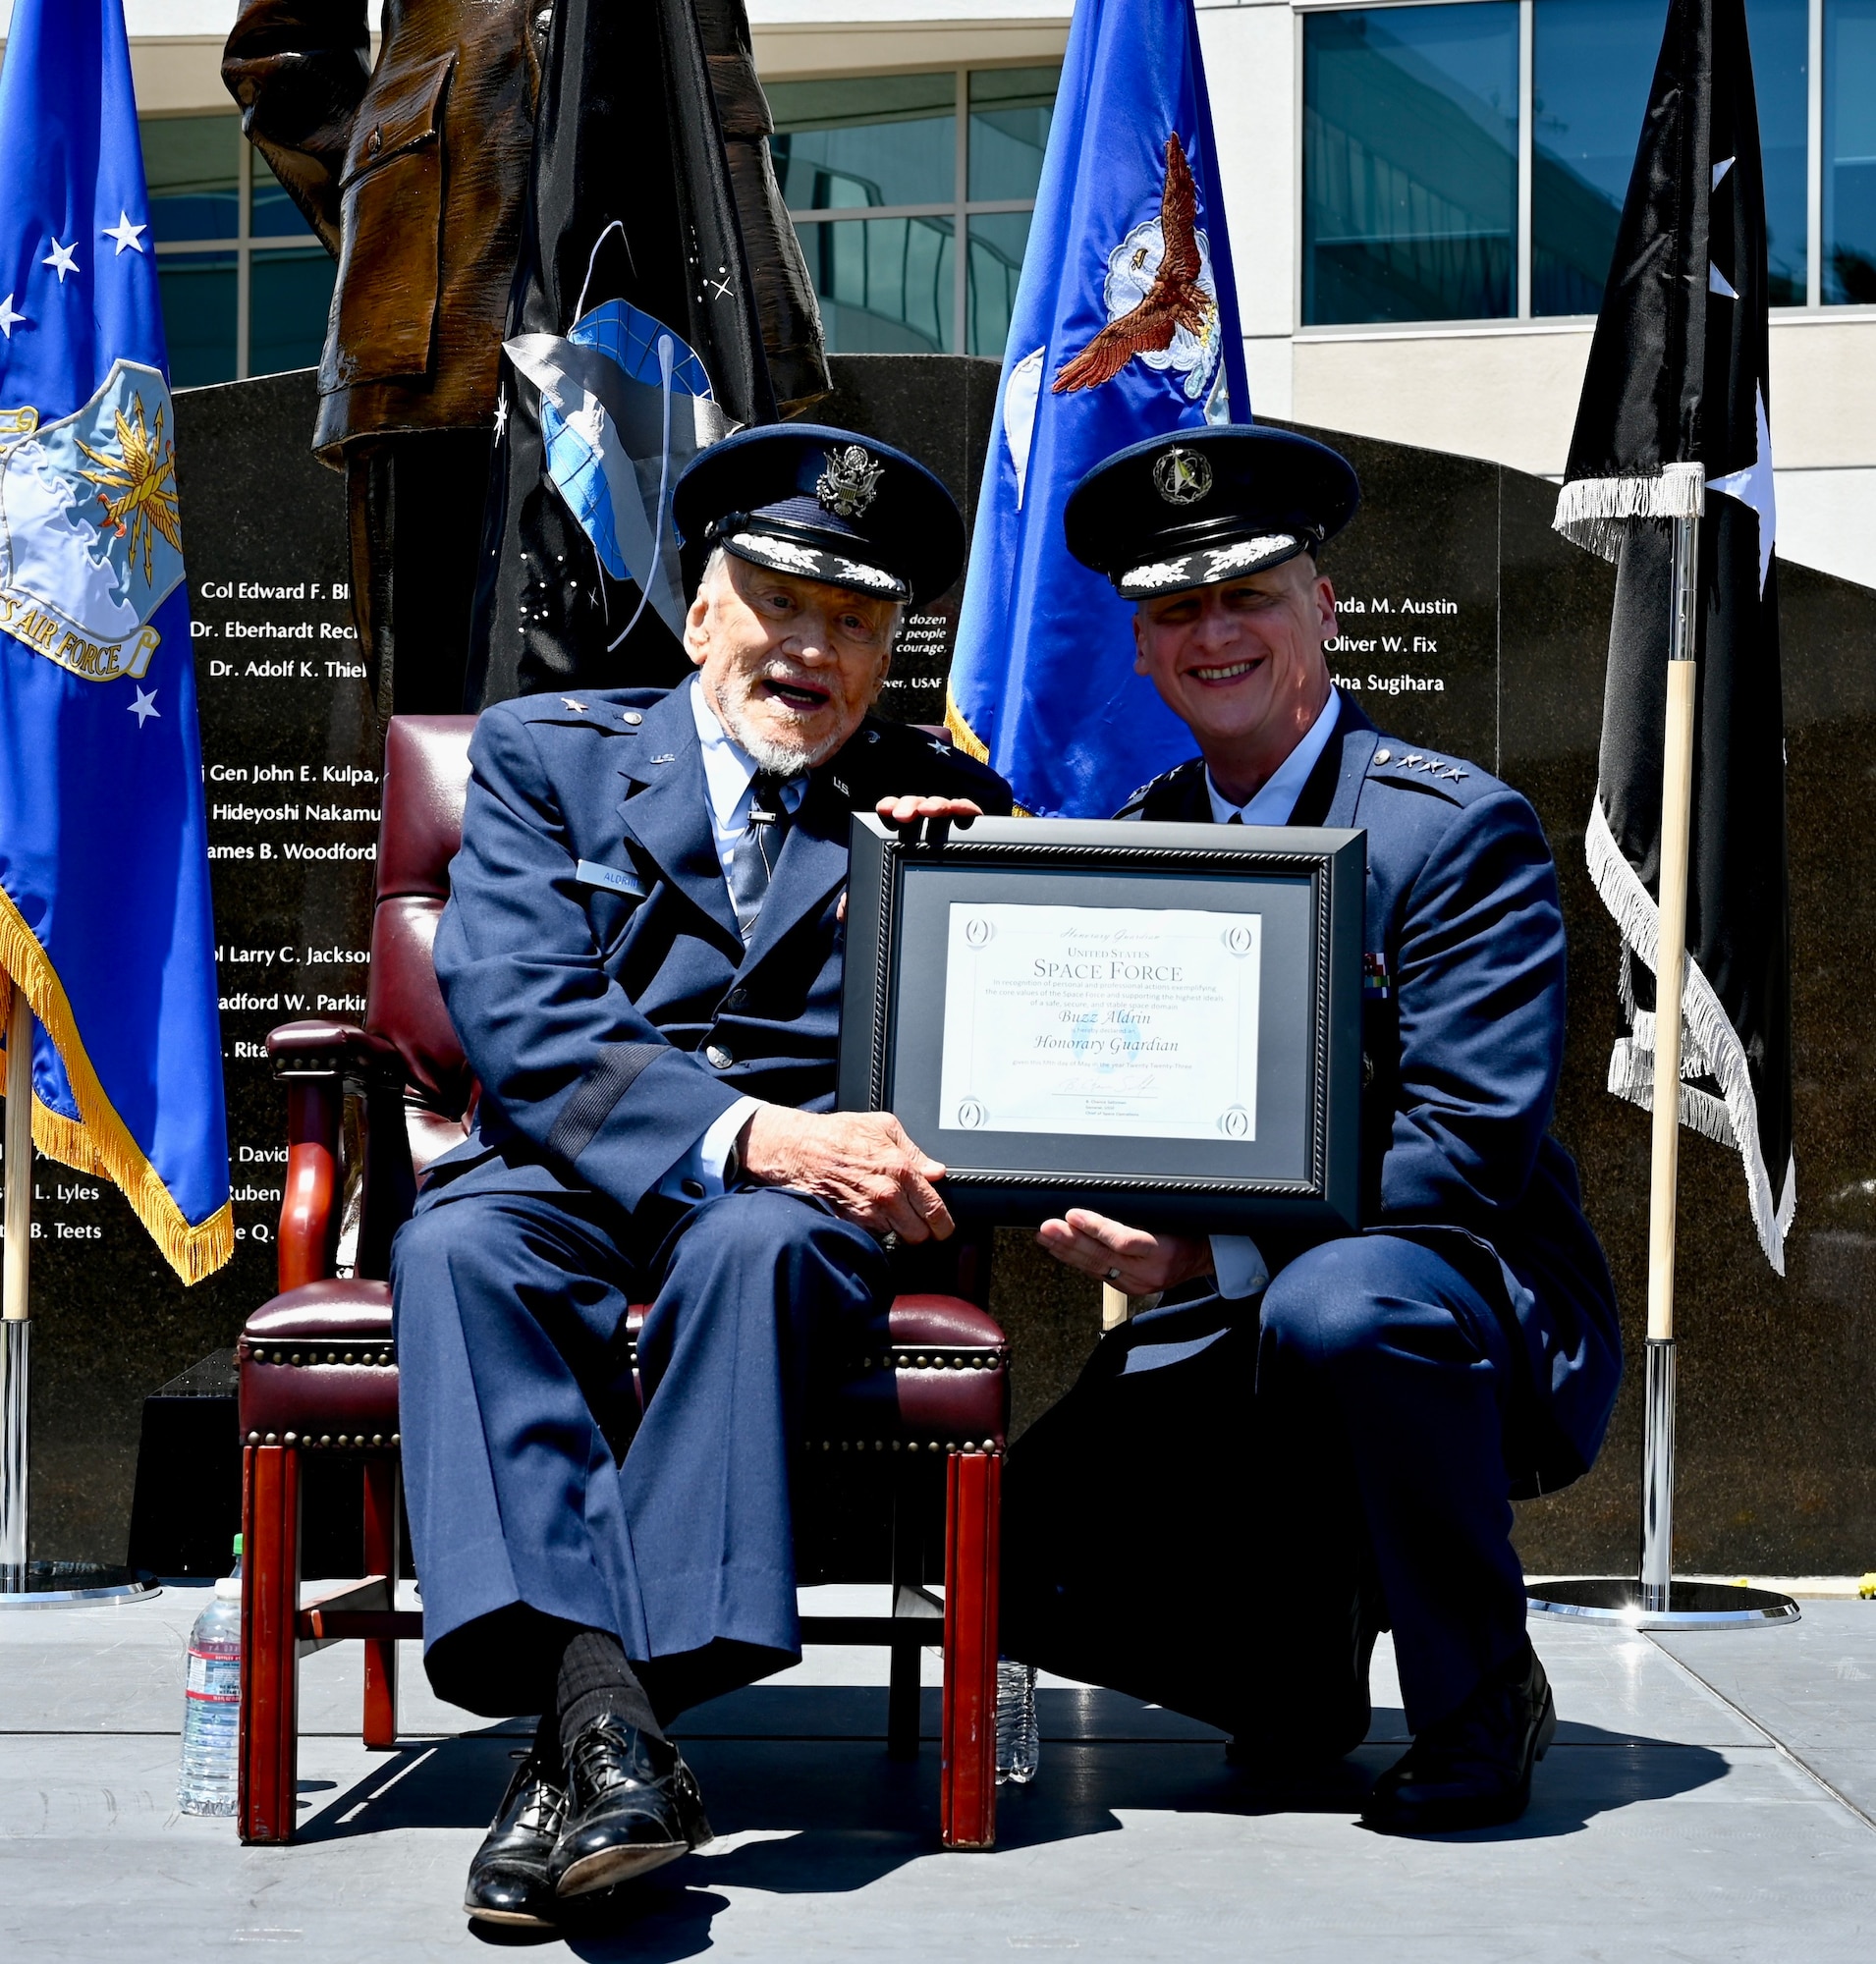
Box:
942 691 1033 816
0 890 234 1285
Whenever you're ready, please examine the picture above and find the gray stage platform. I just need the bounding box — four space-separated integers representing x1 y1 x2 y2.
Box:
4 1583 1875 1960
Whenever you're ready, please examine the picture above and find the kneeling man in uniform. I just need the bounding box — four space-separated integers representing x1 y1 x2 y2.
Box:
392 426 1012 1925
1001 427 1621 1833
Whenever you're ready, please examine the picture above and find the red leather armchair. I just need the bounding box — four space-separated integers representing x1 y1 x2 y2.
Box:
237 716 1009 1850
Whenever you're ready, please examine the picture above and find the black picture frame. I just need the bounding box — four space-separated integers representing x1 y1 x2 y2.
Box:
838 814 1365 1230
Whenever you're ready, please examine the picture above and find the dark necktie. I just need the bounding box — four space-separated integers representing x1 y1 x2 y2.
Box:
725 772 794 942
1228 811 1243 825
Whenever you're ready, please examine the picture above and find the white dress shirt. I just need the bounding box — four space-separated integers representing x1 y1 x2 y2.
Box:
1204 686 1342 1298
653 680 805 1202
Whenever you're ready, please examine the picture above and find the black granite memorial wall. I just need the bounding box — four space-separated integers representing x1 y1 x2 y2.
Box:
25 356 1876 1583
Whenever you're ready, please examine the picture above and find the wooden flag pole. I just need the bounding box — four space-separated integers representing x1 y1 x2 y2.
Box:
1 986 31 1590
1638 503 1702 1614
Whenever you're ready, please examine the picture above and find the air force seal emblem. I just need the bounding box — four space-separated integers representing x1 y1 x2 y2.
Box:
0 359 183 682
1052 133 1224 410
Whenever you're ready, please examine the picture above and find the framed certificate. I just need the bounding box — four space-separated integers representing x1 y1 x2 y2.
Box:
838 815 1365 1230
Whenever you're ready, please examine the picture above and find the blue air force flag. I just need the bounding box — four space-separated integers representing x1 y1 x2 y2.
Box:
947 0 1249 817
0 0 231 1282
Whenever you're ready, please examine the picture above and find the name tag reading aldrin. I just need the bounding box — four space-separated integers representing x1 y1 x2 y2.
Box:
575 858 646 899
937 903 1261 1141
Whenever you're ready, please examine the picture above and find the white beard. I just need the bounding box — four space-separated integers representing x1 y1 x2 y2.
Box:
711 678 850 777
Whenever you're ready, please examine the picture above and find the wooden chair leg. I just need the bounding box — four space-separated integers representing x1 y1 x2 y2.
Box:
361 1456 400 1750
940 1449 1000 1850
239 1443 302 1845
887 1470 923 1761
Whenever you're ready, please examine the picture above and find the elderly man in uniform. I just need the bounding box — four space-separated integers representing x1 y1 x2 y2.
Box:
391 425 1011 1927
1001 426 1621 1834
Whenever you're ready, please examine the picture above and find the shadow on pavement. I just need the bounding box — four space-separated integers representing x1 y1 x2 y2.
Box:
295 1689 1734 1954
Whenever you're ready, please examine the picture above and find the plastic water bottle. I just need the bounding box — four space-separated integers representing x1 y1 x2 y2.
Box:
178 1536 243 1817
996 1657 1039 1784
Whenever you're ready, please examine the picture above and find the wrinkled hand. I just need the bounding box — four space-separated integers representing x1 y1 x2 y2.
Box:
874 794 982 849
741 1106 954 1242
1036 1207 1212 1294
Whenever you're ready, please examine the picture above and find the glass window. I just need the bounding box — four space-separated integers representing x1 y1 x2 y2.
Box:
157 252 238 387
1826 0 1876 301
141 116 240 245
769 74 957 210
1534 0 1807 314
802 216 955 354
967 66 1056 201
250 248 337 374
775 66 1059 355
967 211 1033 355
1752 0 1811 304
250 157 318 240
139 114 336 382
1302 5 1519 326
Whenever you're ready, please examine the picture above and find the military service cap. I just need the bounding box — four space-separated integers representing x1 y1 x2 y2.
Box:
673 423 965 608
1064 424 1360 600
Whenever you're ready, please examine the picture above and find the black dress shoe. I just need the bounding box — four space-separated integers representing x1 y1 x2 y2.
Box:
1361 1643 1557 1834
464 1752 567 1928
549 1716 713 1899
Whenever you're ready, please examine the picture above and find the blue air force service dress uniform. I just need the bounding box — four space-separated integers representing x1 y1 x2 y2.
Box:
390 427 1011 1719
998 428 1622 1752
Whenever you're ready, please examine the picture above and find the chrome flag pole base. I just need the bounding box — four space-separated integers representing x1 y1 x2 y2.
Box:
0 1323 156 1607
1528 1576 1798 1630
0 1561 158 1609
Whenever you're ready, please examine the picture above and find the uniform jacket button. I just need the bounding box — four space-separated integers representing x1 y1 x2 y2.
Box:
727 987 747 1009
680 1177 706 1200
705 1044 734 1069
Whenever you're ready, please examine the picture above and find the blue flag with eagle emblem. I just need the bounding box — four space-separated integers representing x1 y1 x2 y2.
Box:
947 0 1248 816
0 0 231 1282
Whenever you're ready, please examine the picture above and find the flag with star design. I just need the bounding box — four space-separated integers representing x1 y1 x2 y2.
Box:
0 0 231 1282
468 0 779 708
1554 0 1792 1271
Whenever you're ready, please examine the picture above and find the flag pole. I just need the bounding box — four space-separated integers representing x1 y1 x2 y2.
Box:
0 991 153 1607
1530 489 1796 1630
1639 502 1701 1614
2 987 32 1593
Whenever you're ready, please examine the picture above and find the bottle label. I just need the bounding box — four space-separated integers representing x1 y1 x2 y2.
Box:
186 1650 241 1701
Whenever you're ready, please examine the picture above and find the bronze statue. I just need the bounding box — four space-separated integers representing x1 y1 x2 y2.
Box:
223 0 827 715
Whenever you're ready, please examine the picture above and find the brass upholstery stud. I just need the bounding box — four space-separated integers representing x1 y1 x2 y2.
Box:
343 1352 354 1364
246 1431 258 1445
290 1352 302 1365
283 1431 297 1444
371 1434 383 1446
319 1435 331 1446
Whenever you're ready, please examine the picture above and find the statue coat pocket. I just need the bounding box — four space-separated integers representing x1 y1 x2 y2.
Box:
322 50 457 392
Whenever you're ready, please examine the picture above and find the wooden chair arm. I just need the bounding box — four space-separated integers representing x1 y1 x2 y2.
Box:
266 1021 411 1292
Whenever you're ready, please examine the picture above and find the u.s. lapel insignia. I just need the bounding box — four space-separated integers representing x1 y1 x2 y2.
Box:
816 445 884 518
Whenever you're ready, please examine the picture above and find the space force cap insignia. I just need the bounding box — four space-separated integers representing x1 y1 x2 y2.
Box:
1065 424 1361 601
1152 446 1212 506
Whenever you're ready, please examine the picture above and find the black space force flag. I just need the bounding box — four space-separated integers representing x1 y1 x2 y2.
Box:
467 0 782 707
1555 0 1793 1270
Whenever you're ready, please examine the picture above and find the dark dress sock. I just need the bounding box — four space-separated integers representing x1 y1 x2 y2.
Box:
556 1627 666 1758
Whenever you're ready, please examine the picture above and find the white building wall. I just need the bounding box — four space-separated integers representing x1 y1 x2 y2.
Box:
37 0 1874 587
